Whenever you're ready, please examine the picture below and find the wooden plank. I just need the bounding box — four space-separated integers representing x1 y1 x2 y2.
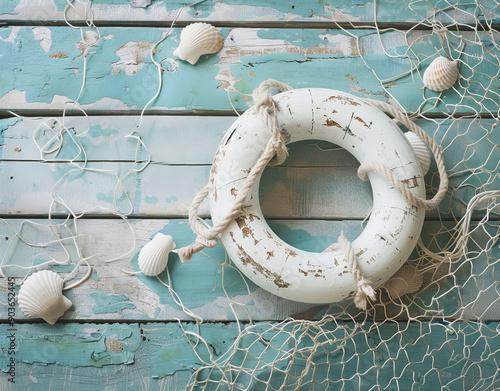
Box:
1 0 498 24
1 116 497 168
1 117 497 220
0 161 376 218
0 157 496 220
0 27 498 114
1 321 498 390
0 218 498 322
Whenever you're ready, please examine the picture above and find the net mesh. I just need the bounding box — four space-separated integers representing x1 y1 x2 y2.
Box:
0 0 498 390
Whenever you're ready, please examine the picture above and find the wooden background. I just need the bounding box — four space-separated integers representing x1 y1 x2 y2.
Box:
0 0 499 390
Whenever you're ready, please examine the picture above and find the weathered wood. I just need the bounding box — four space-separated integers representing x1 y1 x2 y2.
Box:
1 321 499 390
1 116 497 167
0 157 496 220
0 27 497 114
0 161 376 218
0 218 498 322
1 0 498 25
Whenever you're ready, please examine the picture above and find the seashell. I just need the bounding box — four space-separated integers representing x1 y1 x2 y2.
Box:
138 233 176 276
423 56 459 92
383 264 423 300
405 132 431 175
18 270 72 325
173 23 223 65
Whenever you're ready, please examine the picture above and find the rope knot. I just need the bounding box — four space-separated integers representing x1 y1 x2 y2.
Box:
195 235 218 248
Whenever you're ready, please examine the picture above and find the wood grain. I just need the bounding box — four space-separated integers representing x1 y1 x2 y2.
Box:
0 27 497 114
1 218 498 322
1 321 498 390
1 0 497 24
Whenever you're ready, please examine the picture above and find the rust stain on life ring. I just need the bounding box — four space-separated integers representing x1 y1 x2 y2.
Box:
354 116 372 128
229 232 291 288
325 119 342 128
323 95 361 106
401 176 419 189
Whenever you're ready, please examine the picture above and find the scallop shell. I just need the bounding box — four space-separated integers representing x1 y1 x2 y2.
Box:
405 132 431 175
138 233 176 276
173 23 223 65
18 270 72 325
423 56 459 92
384 264 423 299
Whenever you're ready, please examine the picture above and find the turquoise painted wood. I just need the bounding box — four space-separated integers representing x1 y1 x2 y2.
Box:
0 218 498 322
0 1 498 389
1 321 499 390
0 27 498 114
1 0 498 24
0 116 497 219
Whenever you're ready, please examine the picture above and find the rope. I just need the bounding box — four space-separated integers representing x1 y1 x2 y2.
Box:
323 233 376 310
178 83 447 311
177 79 292 263
358 98 449 210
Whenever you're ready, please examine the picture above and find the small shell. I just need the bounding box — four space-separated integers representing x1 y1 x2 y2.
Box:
138 233 176 276
18 270 72 325
173 23 223 65
423 56 459 92
405 132 431 175
383 264 423 300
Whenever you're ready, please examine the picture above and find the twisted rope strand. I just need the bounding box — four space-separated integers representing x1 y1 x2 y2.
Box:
359 98 449 210
177 79 291 263
323 234 376 310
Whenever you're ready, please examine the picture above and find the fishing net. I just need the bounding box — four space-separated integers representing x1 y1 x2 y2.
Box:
0 1 499 390
183 2 500 390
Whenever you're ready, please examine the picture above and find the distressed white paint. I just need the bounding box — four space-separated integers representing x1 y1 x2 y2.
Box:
0 26 21 43
111 40 155 75
32 27 52 53
209 88 426 303
214 28 358 92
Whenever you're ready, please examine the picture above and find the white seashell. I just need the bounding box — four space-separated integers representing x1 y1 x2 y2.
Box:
138 233 176 276
405 132 431 175
18 270 72 325
383 264 423 299
423 56 459 92
173 23 223 65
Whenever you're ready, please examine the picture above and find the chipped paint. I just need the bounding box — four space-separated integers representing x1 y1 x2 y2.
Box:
230 231 291 288
91 292 136 314
32 27 51 53
111 40 155 75
0 323 141 370
50 51 68 58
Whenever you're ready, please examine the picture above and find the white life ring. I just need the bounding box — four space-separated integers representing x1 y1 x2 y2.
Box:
209 88 426 304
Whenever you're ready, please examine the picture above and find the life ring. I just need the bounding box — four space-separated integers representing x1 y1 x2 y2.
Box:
208 88 426 304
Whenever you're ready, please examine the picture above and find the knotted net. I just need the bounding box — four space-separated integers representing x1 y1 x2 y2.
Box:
184 2 500 390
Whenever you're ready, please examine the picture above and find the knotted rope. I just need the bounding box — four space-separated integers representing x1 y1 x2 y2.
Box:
358 99 449 210
323 233 376 310
177 79 291 263
177 81 448 311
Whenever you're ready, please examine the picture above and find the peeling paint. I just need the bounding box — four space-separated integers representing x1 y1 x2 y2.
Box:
91 292 136 314
32 27 52 53
0 323 141 370
111 40 155 75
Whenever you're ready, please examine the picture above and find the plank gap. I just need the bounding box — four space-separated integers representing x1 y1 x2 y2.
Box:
0 214 491 223
1 110 497 120
1 20 497 31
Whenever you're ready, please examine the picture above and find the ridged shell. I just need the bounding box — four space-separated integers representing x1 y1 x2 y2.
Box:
173 23 223 65
138 233 176 276
384 264 423 299
405 132 431 175
18 270 72 325
423 56 459 92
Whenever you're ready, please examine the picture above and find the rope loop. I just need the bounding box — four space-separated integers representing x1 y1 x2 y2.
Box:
177 79 292 263
359 98 449 211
